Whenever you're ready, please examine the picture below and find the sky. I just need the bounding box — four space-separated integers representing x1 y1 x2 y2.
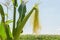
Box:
0 0 60 35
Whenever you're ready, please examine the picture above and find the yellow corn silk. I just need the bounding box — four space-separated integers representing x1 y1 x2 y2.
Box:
33 4 41 34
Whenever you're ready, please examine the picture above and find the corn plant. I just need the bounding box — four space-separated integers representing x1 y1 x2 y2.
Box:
0 0 40 40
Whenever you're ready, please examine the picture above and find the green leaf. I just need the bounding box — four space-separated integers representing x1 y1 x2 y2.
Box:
5 25 13 40
12 0 14 4
0 22 7 40
16 2 26 35
5 20 13 24
5 20 13 39
8 26 13 38
0 4 13 40
20 0 22 3
0 4 5 23
17 2 26 30
18 2 26 21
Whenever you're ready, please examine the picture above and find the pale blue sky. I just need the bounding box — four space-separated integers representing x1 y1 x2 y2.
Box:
0 0 60 35
40 0 60 34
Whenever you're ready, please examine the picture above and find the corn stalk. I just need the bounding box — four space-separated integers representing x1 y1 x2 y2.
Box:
0 0 40 40
12 0 17 37
13 4 39 40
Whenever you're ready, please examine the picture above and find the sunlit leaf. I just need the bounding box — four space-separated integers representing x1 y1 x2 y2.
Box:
12 0 14 4
0 22 7 40
5 25 13 40
0 4 13 40
5 20 13 24
5 20 13 39
20 0 22 3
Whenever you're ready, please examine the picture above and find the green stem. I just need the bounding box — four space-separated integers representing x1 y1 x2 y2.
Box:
13 0 17 37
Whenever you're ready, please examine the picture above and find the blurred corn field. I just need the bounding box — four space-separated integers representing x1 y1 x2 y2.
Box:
19 35 60 40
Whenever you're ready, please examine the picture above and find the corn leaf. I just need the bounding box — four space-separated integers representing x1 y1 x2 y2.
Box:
5 25 13 40
12 0 14 4
5 20 13 39
0 23 6 40
0 4 5 23
18 2 26 21
17 1 26 31
5 20 13 24
20 0 22 3
0 4 12 40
